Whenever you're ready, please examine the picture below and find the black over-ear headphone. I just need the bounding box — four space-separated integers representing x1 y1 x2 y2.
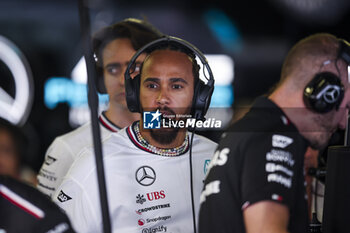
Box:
124 36 215 120
303 39 350 113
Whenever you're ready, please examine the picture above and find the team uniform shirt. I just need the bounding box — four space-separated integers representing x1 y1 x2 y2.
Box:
53 121 217 233
199 97 309 233
37 112 120 197
0 175 75 233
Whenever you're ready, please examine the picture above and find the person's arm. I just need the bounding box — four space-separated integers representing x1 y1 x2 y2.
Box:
37 137 75 197
243 200 289 233
52 149 101 233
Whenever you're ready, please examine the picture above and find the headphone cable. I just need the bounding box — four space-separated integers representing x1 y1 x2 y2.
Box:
189 126 197 233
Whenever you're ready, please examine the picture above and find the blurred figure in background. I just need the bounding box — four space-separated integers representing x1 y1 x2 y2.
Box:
37 18 163 197
0 175 75 232
0 119 74 231
199 33 350 233
0 118 37 185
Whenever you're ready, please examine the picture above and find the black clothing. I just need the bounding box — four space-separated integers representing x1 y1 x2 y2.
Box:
199 97 309 233
0 175 75 233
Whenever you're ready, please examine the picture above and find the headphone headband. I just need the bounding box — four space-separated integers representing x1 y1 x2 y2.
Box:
125 36 215 120
126 36 214 85
338 39 350 65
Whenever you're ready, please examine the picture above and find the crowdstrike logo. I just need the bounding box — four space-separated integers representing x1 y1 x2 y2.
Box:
137 203 171 214
143 110 222 129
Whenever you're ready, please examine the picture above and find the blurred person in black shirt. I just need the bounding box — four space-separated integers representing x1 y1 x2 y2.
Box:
199 33 350 233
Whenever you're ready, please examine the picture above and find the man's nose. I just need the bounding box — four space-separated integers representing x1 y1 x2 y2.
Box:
156 88 170 106
119 66 128 86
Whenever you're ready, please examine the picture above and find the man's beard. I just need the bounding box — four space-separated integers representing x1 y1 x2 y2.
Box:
150 127 180 145
143 106 185 145
306 113 336 150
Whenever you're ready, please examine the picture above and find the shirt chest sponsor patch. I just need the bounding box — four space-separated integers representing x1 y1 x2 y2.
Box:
44 155 57 166
136 190 166 205
136 203 171 214
203 159 211 174
57 190 72 203
137 215 171 227
272 135 293 148
135 166 156 186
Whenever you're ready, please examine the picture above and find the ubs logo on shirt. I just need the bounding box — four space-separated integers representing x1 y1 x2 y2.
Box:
136 194 146 205
136 191 166 205
147 190 166 201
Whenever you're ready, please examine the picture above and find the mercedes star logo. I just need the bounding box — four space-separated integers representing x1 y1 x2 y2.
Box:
323 85 341 103
0 35 34 126
135 166 156 186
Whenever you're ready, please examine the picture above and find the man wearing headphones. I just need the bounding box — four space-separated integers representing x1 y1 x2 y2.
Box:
52 37 217 233
199 33 350 233
37 18 163 197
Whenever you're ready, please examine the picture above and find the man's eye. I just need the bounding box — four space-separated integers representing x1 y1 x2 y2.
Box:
172 84 183 89
147 83 158 89
106 66 121 76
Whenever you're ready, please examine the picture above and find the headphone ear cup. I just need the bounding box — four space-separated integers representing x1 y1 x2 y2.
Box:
125 73 141 112
95 66 107 94
191 81 214 120
303 72 344 113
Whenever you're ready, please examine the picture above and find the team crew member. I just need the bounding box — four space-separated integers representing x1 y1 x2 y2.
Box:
0 175 75 233
0 118 37 184
53 37 217 233
37 18 163 197
199 33 350 233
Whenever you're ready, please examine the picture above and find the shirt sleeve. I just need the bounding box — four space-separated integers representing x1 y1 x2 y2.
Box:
37 138 75 197
53 174 100 233
241 133 301 210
